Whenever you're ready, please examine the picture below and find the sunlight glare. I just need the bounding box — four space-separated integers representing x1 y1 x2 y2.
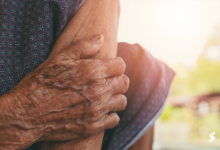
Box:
156 1 196 38
118 0 220 68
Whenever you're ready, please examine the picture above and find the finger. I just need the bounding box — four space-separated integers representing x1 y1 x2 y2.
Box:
42 112 120 141
102 112 120 129
73 112 120 136
65 34 104 60
106 94 127 112
106 74 130 95
85 112 120 136
100 57 126 78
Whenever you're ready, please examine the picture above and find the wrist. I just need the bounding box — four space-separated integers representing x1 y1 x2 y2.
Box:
0 90 36 149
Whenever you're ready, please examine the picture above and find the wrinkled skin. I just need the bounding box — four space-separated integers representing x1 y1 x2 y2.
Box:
35 0 122 149
0 35 129 150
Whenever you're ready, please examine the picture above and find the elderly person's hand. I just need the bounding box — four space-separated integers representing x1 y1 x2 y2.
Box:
0 35 129 150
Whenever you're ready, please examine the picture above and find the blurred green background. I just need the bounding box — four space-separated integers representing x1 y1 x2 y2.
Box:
154 24 220 150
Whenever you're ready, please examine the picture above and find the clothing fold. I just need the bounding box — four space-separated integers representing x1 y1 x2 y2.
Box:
0 1 174 150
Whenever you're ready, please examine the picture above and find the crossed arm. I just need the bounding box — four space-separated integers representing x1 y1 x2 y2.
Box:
37 1 155 149
50 0 120 58
0 0 155 149
36 0 121 149
0 0 124 150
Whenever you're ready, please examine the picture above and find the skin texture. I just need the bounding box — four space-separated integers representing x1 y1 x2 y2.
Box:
0 35 129 150
35 0 121 149
50 0 120 58
0 0 124 149
43 0 155 149
0 0 154 149
0 0 154 148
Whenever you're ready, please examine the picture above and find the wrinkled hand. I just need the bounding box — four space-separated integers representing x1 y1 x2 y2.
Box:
0 35 129 149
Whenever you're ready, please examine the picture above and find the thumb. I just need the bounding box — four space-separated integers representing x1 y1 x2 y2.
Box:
67 34 104 60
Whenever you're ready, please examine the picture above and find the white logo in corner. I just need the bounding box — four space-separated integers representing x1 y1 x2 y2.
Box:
209 132 215 143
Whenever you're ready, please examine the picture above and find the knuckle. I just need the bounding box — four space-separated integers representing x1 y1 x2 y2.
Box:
84 60 102 77
86 85 106 100
92 104 103 113
88 106 103 118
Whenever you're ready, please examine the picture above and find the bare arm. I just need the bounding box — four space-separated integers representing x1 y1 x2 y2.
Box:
50 0 120 58
0 0 126 149
0 33 128 150
36 0 121 149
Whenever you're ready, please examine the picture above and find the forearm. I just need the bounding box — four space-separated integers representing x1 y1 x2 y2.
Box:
0 89 40 149
50 0 120 58
38 0 120 149
0 36 127 150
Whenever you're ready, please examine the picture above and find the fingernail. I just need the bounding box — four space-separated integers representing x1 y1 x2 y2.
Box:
92 34 101 41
